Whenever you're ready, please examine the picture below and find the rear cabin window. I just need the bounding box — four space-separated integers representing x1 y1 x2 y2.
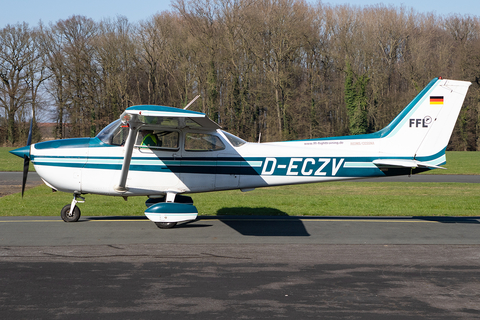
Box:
184 133 225 152
222 131 247 147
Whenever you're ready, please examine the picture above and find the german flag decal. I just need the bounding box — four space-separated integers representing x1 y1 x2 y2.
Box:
430 96 444 105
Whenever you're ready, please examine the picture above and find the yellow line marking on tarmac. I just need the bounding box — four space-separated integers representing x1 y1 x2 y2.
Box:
0 218 439 223
212 218 437 223
0 219 147 223
0 220 64 223
305 219 433 223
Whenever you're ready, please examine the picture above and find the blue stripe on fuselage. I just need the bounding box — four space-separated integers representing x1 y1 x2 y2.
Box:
31 150 445 178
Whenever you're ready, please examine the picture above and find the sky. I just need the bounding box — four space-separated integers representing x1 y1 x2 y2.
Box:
1 0 479 28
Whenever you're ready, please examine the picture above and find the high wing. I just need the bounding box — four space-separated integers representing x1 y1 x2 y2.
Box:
114 105 220 192
121 105 221 130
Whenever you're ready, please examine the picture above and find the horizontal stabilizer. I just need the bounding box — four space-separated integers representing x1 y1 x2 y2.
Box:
373 159 446 169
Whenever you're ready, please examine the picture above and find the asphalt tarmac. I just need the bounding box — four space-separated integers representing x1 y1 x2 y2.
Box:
1 172 480 319
0 172 44 197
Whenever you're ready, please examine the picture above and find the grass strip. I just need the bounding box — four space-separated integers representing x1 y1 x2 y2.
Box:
421 151 480 175
1 182 479 217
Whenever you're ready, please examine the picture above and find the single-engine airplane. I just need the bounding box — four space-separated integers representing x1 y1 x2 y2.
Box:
10 78 471 228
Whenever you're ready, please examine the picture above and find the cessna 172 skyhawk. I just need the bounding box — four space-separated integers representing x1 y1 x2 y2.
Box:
10 78 471 228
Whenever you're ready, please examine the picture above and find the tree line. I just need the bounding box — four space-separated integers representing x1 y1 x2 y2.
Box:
1 0 479 150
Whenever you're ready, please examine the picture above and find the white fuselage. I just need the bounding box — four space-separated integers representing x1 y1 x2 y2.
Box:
30 128 430 197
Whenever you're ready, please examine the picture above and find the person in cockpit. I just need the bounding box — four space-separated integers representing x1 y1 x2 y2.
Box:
141 130 159 147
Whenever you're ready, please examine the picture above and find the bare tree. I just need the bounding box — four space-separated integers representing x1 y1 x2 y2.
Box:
38 21 70 139
95 16 137 126
1 0 475 150
53 16 99 137
173 0 222 121
0 23 40 145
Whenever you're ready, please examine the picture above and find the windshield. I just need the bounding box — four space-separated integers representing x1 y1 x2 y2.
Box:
96 119 129 146
221 131 247 147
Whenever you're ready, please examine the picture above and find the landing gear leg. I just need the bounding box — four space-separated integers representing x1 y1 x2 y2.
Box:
61 193 84 222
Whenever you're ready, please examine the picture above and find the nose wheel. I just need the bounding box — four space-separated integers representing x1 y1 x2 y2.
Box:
61 193 84 222
61 204 81 222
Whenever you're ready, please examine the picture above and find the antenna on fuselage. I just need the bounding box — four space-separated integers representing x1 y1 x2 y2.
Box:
183 95 201 110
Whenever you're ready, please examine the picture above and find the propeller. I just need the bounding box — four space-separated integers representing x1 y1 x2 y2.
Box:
21 116 34 198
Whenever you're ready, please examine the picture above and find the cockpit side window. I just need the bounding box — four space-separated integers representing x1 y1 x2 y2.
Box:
184 133 225 152
135 130 179 150
97 119 129 146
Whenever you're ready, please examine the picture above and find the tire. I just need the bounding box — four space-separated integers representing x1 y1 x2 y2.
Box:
155 222 177 229
61 204 81 222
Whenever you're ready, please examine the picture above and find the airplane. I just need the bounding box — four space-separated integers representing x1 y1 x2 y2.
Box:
10 77 471 228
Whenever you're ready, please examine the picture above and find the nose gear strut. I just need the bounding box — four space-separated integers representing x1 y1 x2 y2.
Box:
60 193 85 222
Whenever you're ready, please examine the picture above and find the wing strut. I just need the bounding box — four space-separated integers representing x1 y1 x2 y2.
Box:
183 95 200 110
114 115 141 193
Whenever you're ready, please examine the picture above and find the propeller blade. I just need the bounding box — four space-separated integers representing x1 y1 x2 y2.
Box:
21 116 34 198
21 156 29 198
26 116 33 146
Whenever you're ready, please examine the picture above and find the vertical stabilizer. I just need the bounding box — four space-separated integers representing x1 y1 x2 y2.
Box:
413 80 471 158
379 78 471 164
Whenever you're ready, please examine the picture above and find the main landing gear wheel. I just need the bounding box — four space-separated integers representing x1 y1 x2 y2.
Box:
61 205 81 222
155 222 177 229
